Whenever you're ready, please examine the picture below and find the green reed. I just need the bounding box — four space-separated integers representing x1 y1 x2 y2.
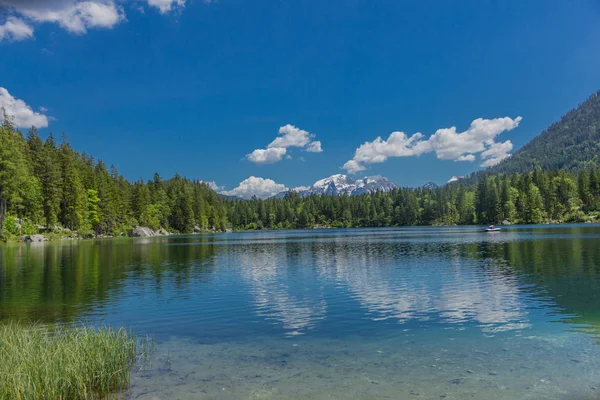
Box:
0 322 149 399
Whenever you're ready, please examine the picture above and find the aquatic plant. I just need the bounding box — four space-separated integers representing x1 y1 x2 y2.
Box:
0 322 142 399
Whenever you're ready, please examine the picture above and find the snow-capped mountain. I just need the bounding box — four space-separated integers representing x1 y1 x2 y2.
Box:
274 174 398 198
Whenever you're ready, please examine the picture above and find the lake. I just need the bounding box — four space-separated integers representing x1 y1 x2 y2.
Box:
2 225 600 399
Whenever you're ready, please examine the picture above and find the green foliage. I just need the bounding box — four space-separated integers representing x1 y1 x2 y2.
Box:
2 214 19 236
87 189 101 230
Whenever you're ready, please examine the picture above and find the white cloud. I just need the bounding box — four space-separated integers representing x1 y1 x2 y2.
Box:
6 1 125 35
0 87 49 128
221 176 288 200
456 154 475 162
292 186 310 192
424 117 522 160
305 140 322 153
247 124 324 164
0 17 34 41
341 159 366 174
268 124 313 149
0 0 203 40
146 0 185 13
201 180 223 191
480 140 513 167
246 147 287 164
447 176 464 184
342 116 522 173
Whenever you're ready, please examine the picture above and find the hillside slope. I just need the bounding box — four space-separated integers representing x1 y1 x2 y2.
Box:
470 89 600 181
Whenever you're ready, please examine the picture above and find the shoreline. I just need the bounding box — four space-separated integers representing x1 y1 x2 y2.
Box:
2 220 597 244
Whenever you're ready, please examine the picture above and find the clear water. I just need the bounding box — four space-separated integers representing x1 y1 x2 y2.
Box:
2 225 600 399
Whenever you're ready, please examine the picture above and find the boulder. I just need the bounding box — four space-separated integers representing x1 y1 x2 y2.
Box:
155 228 170 236
21 234 47 243
193 225 202 233
131 226 156 237
501 220 511 226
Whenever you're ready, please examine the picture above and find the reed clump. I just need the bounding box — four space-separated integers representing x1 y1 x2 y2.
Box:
0 322 138 399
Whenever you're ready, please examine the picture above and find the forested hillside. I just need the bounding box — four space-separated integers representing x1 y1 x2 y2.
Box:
0 117 227 240
472 90 600 180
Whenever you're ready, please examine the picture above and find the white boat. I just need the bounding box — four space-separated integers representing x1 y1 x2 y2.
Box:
484 227 501 232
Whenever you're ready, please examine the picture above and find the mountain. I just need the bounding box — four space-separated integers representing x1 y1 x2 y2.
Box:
423 182 439 190
274 174 398 198
218 194 244 201
478 89 600 178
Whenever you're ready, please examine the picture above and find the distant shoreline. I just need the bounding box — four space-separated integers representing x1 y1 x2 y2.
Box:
3 220 598 244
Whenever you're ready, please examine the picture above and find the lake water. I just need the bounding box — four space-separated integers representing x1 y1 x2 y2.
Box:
2 225 600 399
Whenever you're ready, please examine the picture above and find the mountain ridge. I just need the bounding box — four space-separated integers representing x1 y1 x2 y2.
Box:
273 174 398 198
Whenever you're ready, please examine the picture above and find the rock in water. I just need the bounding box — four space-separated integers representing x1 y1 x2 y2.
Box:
155 228 170 236
21 235 47 242
131 227 156 237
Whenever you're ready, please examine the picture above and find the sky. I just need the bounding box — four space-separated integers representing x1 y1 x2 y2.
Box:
1 0 600 199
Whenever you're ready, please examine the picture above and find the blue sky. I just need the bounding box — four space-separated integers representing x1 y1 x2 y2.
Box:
1 0 599 198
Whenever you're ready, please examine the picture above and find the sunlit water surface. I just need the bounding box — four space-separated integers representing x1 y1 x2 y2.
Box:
2 225 600 399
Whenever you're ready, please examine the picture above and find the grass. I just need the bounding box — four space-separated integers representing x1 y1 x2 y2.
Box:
0 322 149 399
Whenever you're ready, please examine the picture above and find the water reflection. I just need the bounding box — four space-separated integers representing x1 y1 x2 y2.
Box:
309 239 531 333
0 238 216 323
1 226 600 342
237 243 327 336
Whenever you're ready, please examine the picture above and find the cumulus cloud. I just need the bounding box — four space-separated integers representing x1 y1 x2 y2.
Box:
146 0 185 13
246 147 287 164
221 176 288 200
268 124 313 149
0 0 199 41
0 17 34 41
456 154 475 162
247 124 323 164
480 140 513 167
201 180 223 191
0 1 125 36
305 141 322 153
342 116 522 173
342 159 366 174
0 87 49 128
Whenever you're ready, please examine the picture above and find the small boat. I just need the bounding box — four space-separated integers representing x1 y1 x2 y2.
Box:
484 225 501 232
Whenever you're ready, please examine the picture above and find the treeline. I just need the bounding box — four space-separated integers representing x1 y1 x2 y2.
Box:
225 168 600 230
0 118 227 239
2 115 600 240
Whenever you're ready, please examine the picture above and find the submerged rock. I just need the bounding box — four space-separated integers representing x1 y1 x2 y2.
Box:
131 227 156 237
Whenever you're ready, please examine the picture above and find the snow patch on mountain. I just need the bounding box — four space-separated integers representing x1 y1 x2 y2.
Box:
274 174 398 198
447 176 464 184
